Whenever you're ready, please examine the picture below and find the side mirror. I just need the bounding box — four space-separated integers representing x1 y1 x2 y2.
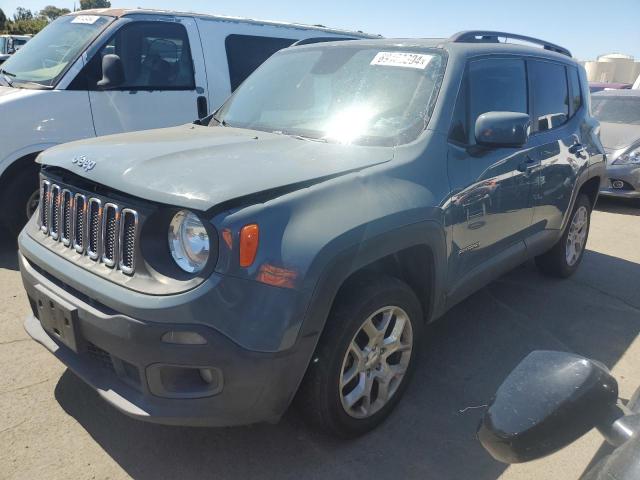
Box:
475 111 530 148
97 54 124 89
478 350 618 464
7 47 15 55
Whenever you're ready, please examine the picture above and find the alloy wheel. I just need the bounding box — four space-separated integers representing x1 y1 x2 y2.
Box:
339 306 413 419
565 205 589 266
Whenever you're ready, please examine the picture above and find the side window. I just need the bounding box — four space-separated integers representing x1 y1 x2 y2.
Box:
529 60 569 132
88 22 195 90
568 66 583 114
225 34 296 91
449 57 527 145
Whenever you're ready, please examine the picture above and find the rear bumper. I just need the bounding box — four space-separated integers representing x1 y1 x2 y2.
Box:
18 232 317 427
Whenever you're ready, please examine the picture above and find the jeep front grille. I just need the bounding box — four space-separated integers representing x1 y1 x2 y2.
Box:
119 209 138 275
38 179 138 275
60 190 73 246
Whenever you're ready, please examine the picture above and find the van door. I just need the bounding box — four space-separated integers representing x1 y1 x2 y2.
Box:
87 17 208 136
446 57 536 303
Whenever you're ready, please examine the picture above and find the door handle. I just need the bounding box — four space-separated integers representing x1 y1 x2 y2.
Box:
197 96 208 119
517 157 540 173
569 143 587 158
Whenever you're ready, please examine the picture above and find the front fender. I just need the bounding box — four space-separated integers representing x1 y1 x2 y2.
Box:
299 219 449 342
0 88 95 179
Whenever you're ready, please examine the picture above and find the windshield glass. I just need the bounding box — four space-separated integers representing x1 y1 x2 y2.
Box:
215 46 446 146
0 15 112 87
592 96 640 125
0 38 6 54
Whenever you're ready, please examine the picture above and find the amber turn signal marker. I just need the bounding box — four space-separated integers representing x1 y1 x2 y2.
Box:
239 224 259 267
257 264 298 289
221 228 233 250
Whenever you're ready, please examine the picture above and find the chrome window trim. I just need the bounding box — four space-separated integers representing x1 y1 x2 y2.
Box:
73 193 87 253
118 208 138 275
101 203 119 268
87 198 102 260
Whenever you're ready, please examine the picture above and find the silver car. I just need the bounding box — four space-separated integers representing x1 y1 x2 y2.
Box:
592 90 640 200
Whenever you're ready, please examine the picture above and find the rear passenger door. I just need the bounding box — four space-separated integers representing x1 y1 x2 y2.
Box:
526 60 588 235
446 57 536 301
87 17 208 136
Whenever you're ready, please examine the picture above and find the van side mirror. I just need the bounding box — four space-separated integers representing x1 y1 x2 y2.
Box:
475 112 530 148
478 350 619 464
97 54 124 89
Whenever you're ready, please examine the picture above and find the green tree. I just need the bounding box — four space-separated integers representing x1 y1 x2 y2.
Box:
13 7 34 21
7 18 47 35
0 9 7 32
79 0 112 9
39 5 71 22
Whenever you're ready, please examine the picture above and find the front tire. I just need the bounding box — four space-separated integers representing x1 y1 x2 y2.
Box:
297 275 423 437
535 193 592 278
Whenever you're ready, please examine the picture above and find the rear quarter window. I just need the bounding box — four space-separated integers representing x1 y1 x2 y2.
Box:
529 60 570 132
225 34 297 91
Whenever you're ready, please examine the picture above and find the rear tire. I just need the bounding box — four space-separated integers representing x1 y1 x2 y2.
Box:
1 162 40 237
535 194 592 278
296 275 423 437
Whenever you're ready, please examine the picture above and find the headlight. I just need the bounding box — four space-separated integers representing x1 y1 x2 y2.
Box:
168 210 210 273
613 147 640 165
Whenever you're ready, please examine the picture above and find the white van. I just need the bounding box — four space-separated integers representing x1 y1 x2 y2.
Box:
0 9 376 234
0 35 31 64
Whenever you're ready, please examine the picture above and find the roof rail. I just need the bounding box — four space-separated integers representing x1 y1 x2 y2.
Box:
290 36 359 47
449 31 572 57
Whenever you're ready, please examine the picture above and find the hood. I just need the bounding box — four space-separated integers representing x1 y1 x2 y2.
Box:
599 122 640 151
39 124 393 212
0 84 41 100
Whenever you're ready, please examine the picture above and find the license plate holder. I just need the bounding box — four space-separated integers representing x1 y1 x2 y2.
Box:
34 284 81 353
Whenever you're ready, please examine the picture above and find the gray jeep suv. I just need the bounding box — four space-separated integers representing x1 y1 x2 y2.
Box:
18 31 605 437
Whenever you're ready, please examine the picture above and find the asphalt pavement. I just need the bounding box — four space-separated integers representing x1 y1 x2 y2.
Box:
1 197 639 480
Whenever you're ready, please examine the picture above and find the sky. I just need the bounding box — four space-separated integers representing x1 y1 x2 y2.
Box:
1 0 638 61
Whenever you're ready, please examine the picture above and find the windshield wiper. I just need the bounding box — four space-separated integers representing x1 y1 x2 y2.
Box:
290 134 328 143
271 129 328 143
0 69 14 87
211 114 228 127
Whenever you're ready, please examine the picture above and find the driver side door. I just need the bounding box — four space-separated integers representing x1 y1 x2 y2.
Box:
86 17 207 137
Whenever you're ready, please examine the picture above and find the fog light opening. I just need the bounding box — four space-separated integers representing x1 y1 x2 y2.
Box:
161 331 207 345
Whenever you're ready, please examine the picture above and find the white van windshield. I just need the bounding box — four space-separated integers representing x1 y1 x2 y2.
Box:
215 46 446 147
0 15 112 88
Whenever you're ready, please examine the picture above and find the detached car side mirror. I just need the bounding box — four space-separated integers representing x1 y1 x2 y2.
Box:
97 54 125 89
478 350 619 464
475 111 530 148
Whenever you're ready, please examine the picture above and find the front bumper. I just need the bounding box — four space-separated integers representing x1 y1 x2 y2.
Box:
601 163 640 199
18 232 317 427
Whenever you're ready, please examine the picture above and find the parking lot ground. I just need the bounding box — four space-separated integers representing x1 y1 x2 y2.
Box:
1 197 638 480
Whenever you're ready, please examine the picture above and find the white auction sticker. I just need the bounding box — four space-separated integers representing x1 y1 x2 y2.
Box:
370 52 433 70
71 15 100 24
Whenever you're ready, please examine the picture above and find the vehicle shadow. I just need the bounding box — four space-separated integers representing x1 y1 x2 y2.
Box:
0 228 19 271
53 251 640 480
595 197 640 216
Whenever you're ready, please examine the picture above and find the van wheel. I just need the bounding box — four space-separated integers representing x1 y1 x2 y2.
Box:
535 194 592 278
297 275 422 437
1 164 40 237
